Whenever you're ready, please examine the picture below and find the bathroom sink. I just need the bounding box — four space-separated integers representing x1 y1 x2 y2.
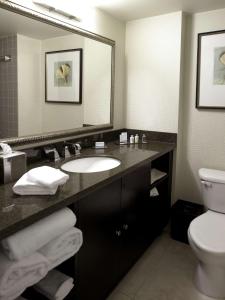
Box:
61 156 121 173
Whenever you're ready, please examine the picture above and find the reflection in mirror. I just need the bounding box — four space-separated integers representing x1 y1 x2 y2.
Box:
0 6 112 140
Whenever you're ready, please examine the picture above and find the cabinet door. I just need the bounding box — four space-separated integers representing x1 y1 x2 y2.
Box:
75 180 121 300
119 164 153 276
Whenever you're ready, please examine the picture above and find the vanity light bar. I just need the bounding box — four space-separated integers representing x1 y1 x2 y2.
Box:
55 8 81 21
33 1 81 22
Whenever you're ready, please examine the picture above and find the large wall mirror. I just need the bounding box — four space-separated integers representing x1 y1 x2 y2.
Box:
0 1 115 145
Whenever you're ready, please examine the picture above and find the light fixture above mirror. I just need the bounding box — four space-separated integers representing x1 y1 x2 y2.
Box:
33 0 82 21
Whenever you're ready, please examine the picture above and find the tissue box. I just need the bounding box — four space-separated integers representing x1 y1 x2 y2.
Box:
0 151 26 184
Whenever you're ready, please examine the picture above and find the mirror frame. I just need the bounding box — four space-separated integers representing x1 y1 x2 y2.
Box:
0 0 115 146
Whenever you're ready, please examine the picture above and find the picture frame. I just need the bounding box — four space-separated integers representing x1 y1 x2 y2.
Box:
45 48 82 104
196 30 225 109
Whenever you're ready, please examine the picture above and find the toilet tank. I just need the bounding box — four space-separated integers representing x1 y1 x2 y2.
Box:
199 168 225 213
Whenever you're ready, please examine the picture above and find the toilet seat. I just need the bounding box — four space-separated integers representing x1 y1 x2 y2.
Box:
189 210 225 254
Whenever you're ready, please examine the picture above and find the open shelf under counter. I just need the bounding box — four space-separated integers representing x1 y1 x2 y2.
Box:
150 173 169 189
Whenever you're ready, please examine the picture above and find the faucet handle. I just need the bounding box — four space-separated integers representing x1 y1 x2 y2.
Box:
64 142 81 156
75 143 81 153
44 147 60 162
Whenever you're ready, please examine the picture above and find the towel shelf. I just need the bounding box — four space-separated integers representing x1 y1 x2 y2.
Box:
150 174 168 189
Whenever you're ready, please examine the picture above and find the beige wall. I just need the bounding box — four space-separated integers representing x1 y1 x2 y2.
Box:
83 39 111 125
175 8 225 204
125 12 183 133
11 0 126 129
17 34 42 136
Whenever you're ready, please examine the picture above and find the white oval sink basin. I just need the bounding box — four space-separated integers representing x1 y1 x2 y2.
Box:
61 156 121 173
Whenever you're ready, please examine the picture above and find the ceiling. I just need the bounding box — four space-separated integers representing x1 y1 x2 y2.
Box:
91 0 225 21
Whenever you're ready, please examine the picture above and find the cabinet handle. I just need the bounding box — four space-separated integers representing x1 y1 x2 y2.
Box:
123 224 129 230
116 230 122 237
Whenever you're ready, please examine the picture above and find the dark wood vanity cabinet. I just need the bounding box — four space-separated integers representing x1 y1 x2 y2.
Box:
21 151 173 300
74 180 121 300
73 151 173 300
118 164 152 276
74 170 152 300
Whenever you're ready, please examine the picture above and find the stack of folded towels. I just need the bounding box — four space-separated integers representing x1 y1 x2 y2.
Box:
0 207 83 300
13 166 69 195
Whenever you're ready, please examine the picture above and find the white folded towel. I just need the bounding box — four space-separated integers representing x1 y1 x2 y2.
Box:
1 208 77 261
13 172 58 195
34 269 74 300
39 227 83 270
0 251 49 300
27 166 69 189
13 166 69 196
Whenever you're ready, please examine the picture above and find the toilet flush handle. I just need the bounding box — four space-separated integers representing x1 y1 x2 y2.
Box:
201 180 212 188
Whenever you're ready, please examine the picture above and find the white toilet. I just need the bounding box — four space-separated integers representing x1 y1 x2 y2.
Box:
188 168 225 298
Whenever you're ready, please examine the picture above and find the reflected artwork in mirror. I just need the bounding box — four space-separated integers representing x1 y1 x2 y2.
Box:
45 48 82 104
0 1 114 145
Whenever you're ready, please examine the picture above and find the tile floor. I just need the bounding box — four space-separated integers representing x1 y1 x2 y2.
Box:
107 232 219 300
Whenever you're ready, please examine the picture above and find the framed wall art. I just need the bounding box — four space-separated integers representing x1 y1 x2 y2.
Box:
196 30 225 109
45 48 82 104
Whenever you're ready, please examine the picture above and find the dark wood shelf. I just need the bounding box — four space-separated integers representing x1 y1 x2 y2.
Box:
150 174 168 189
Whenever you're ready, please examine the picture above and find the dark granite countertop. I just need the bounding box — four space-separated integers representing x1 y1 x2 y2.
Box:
0 141 175 240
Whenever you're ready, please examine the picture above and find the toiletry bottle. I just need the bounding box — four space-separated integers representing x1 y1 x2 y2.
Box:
120 132 128 144
135 134 139 144
142 134 147 143
130 135 134 144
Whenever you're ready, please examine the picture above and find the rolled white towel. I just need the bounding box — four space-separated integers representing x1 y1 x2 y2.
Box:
0 251 49 300
27 166 69 189
1 208 76 261
34 269 74 300
39 227 83 270
12 173 58 195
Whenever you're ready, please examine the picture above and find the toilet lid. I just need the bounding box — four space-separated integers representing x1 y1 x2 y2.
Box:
189 210 225 253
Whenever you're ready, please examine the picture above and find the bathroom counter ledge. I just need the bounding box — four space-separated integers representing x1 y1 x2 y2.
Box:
0 141 175 240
